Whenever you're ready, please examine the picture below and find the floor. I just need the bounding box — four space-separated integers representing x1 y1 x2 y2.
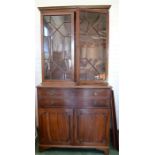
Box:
35 141 119 155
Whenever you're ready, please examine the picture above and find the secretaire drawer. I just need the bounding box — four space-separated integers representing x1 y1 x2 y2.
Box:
37 88 112 107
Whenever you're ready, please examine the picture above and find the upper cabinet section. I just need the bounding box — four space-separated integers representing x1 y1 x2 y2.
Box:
39 6 110 85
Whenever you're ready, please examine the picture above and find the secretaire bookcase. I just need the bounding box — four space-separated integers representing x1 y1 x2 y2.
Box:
37 5 116 155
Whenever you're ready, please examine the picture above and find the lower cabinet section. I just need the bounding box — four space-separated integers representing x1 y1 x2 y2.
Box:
38 87 112 155
39 108 110 146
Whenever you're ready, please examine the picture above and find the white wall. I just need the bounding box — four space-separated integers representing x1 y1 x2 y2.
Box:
35 0 119 128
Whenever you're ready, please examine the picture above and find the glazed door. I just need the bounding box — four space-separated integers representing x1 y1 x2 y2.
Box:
75 108 110 145
39 108 73 145
76 9 109 84
42 12 75 83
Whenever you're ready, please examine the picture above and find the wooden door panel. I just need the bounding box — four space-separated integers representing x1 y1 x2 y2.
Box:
75 108 110 145
39 108 73 145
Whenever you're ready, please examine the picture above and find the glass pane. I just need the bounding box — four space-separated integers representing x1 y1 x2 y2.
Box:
43 15 72 80
80 12 106 81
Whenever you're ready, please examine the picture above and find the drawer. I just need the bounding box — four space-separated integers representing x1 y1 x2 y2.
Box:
76 89 111 99
37 88 76 107
38 88 76 97
76 89 111 107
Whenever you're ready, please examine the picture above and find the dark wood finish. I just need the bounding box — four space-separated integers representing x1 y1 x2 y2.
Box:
37 82 110 88
37 88 111 108
38 5 111 11
37 6 118 155
75 109 110 145
105 11 109 81
79 8 109 13
37 86 112 155
75 8 80 84
38 88 76 107
39 108 73 145
111 90 119 150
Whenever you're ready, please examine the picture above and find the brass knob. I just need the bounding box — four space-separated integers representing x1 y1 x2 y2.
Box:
51 100 54 105
94 92 98 96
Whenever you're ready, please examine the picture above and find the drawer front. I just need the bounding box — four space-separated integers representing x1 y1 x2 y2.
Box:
76 89 111 99
37 88 111 108
76 88 111 107
38 88 76 107
38 88 76 97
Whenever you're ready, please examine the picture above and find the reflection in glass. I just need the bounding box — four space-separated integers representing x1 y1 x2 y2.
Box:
43 15 72 80
80 12 106 80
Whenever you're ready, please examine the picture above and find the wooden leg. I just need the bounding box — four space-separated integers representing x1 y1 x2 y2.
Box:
103 148 109 155
97 147 109 155
39 145 49 152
